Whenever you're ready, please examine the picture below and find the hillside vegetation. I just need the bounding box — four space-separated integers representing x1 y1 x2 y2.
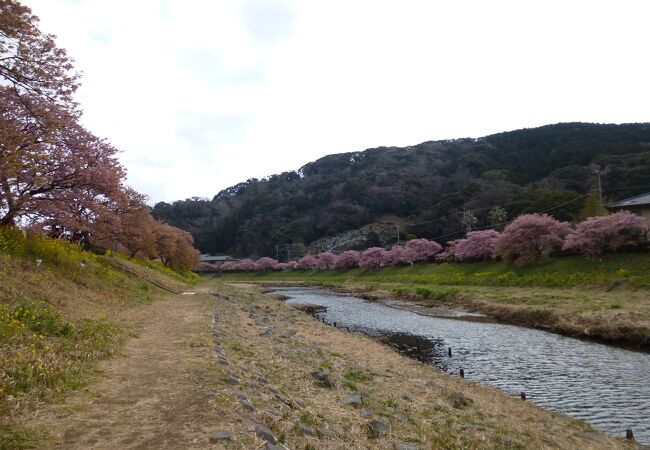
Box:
0 228 198 448
153 122 650 257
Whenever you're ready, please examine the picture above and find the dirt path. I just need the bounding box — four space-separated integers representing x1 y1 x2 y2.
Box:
25 281 634 449
27 287 219 449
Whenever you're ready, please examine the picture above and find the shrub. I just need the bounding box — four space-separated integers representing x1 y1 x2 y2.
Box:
415 287 434 299
494 214 571 265
0 226 25 255
359 247 387 271
26 235 95 269
562 211 648 256
333 250 360 269
415 286 460 300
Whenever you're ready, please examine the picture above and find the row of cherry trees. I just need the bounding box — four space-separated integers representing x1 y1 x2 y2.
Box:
215 211 647 272
0 1 198 269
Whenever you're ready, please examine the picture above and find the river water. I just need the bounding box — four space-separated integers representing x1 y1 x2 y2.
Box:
271 286 650 444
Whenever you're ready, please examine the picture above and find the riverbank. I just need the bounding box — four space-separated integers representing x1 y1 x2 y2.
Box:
216 254 650 349
13 278 642 448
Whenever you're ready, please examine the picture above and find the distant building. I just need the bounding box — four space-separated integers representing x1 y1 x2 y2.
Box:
607 192 650 225
199 254 239 265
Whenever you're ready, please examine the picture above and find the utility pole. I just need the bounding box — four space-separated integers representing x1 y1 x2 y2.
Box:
396 225 400 245
595 169 604 215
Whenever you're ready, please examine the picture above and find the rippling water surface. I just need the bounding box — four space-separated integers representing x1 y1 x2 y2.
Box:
272 287 650 443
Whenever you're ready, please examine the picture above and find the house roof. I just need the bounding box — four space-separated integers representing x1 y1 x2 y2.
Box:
200 254 235 262
607 192 650 209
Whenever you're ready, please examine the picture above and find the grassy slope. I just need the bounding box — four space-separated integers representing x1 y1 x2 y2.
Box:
0 231 198 449
218 253 650 347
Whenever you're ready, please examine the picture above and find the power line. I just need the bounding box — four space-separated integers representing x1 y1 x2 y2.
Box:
603 185 650 192
429 193 591 242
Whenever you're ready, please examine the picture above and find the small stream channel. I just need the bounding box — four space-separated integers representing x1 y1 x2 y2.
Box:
271 286 650 444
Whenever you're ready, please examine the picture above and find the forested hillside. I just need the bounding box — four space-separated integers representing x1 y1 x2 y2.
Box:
152 123 650 258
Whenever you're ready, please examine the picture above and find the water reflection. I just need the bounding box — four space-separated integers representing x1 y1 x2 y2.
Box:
273 286 650 444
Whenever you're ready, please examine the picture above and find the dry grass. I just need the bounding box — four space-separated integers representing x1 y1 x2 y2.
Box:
93 280 629 449
4 271 636 449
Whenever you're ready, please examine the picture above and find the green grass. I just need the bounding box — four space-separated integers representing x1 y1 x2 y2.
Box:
0 226 199 286
299 410 320 426
114 252 200 285
218 252 650 289
381 396 399 408
343 370 372 383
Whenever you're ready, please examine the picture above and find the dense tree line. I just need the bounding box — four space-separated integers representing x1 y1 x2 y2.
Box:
154 122 650 258
0 0 198 269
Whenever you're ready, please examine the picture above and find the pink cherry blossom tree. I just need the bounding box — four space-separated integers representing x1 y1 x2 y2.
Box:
220 261 237 271
236 259 256 271
436 239 461 262
316 252 337 270
382 245 417 266
296 254 318 270
453 230 500 262
255 257 279 272
404 238 442 262
381 245 404 266
563 211 648 256
494 214 572 265
333 250 360 269
359 247 387 271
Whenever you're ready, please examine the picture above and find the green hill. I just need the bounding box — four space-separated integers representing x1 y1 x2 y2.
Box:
153 122 650 257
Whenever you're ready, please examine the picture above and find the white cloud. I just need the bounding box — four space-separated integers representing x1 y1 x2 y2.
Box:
24 0 650 203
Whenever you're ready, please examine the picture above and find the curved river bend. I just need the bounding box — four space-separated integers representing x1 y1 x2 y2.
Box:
272 286 650 444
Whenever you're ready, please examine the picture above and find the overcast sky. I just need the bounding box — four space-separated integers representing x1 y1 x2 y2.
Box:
25 0 650 203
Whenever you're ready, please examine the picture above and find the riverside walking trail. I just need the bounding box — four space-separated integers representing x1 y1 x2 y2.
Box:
22 280 635 449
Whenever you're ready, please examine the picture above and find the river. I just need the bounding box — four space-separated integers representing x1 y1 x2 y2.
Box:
271 286 650 444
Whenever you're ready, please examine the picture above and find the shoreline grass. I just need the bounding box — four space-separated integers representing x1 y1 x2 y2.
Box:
216 252 650 289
